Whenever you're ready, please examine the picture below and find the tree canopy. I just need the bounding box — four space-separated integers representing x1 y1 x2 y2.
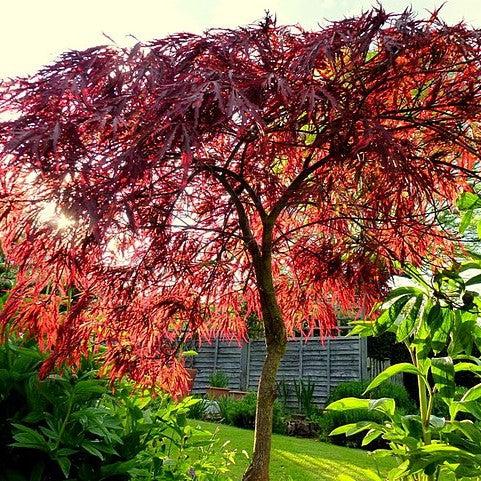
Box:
1 9 481 394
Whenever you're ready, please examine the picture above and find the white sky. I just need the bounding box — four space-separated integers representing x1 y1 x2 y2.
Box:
1 0 481 79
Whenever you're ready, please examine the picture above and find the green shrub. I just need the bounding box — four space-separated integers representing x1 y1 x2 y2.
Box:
317 380 415 449
293 379 316 417
187 395 210 420
217 392 285 434
208 370 230 388
327 379 415 413
316 408 385 448
0 336 236 480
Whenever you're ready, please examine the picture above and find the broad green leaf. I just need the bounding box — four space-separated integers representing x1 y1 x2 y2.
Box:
454 463 481 478
465 273 481 286
448 420 481 444
326 397 370 412
461 383 481 402
337 476 356 481
383 286 422 303
349 320 375 336
101 460 138 477
449 310 476 357
418 443 477 458
456 399 481 419
425 302 441 328
457 191 481 210
388 460 409 480
429 415 446 429
329 423 358 436
362 429 383 446
72 380 106 401
454 362 481 375
369 398 395 417
375 295 411 334
431 357 455 400
330 421 384 437
432 308 453 353
459 209 474 233
401 415 423 439
396 295 423 342
364 363 421 392
458 261 481 272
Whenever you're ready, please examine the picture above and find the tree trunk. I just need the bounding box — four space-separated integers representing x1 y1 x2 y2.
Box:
242 332 286 481
243 257 287 481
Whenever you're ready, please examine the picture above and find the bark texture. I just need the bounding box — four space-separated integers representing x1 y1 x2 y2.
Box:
243 257 287 481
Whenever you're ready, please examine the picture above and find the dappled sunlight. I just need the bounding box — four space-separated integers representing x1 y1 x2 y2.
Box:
274 450 383 481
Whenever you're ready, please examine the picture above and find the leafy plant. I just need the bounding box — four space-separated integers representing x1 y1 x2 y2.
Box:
111 395 237 481
0 336 237 480
217 392 285 434
330 259 481 480
209 371 230 388
318 380 414 448
293 379 316 417
327 380 415 414
187 395 210 420
0 250 15 308
277 379 291 411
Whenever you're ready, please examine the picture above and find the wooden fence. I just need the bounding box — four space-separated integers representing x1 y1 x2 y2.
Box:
191 336 368 407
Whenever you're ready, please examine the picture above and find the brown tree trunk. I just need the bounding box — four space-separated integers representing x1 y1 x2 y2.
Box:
243 257 287 481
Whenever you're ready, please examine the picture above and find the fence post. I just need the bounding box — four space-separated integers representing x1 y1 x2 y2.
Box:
359 336 368 380
326 338 331 397
299 338 303 378
239 343 249 390
213 338 219 372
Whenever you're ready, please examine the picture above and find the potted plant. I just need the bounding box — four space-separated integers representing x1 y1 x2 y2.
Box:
207 370 230 399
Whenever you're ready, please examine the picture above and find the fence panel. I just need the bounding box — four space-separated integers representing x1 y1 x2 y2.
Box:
191 336 367 407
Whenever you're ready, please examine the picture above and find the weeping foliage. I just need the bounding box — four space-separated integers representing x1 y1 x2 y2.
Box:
1 9 481 394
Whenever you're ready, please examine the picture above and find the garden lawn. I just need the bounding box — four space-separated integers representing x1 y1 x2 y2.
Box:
189 420 393 481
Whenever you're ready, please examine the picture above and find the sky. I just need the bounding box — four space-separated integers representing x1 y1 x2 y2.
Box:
1 0 481 79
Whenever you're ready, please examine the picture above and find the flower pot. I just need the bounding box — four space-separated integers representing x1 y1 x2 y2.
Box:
228 389 248 400
206 386 230 399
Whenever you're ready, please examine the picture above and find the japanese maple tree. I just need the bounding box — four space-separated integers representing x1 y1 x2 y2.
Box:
2 8 481 480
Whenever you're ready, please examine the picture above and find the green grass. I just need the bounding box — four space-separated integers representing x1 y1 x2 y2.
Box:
190 420 393 481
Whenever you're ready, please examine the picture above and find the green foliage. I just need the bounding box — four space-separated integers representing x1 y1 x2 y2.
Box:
334 252 481 480
208 370 230 388
217 392 285 434
187 395 210 420
0 250 15 307
0 336 236 481
293 379 316 417
245 311 264 340
318 380 414 448
276 379 291 410
328 380 416 413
